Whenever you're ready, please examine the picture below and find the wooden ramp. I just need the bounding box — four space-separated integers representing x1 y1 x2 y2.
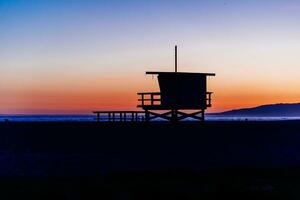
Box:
93 111 145 122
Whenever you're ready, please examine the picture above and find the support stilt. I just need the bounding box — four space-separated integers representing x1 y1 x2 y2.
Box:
171 109 178 123
145 110 150 122
97 113 100 122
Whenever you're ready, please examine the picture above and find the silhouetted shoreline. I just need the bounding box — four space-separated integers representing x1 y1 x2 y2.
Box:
212 103 300 117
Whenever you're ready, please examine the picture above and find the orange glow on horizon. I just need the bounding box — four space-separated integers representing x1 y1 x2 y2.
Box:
1 74 300 115
2 1 300 115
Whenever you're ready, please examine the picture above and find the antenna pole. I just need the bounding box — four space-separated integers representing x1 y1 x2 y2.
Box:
175 45 177 72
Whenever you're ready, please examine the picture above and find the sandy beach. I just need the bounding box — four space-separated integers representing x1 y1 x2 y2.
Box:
0 121 300 198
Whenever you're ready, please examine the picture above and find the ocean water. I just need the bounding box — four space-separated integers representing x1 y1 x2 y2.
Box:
0 115 95 122
206 116 300 121
0 115 300 122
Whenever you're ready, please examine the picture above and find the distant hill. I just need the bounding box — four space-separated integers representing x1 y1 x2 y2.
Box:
212 103 300 117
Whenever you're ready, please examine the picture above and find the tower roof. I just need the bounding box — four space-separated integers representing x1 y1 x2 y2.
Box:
146 71 215 76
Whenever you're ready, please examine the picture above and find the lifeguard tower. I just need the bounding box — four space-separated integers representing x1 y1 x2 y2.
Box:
93 46 215 123
137 46 215 122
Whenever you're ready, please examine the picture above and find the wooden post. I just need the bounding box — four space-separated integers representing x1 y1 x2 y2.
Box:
150 94 153 106
175 45 177 72
96 113 100 122
151 93 154 106
145 110 150 122
171 109 178 123
201 110 205 122
141 94 144 106
108 113 111 122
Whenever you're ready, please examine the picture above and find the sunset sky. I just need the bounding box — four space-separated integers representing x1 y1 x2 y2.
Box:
1 0 300 114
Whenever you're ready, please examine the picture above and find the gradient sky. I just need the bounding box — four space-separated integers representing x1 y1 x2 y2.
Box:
1 0 300 114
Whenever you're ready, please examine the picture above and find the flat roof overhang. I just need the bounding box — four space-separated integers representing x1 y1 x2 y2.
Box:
146 71 215 76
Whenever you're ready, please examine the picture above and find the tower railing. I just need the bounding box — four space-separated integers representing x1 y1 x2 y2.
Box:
137 92 161 107
137 92 213 108
206 92 213 107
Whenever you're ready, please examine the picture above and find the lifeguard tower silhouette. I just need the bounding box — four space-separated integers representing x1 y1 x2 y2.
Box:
137 46 215 122
93 46 215 123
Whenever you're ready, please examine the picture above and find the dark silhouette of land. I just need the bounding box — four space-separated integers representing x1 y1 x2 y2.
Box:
211 103 300 117
1 121 300 199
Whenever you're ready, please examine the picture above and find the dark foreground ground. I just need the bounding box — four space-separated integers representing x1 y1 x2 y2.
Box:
1 121 300 199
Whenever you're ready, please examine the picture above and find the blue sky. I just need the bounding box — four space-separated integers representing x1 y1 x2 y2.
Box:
1 0 300 114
